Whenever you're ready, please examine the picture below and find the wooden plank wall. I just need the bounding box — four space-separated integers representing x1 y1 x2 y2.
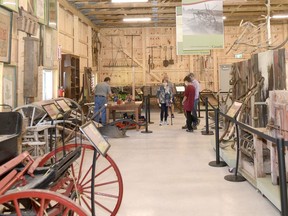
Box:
99 23 288 91
13 1 93 106
59 7 74 54
6 0 288 107
58 5 92 93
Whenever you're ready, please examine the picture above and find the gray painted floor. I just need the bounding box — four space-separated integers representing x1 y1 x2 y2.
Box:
108 111 280 216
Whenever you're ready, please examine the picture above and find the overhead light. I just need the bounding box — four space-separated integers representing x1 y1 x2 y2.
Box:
222 16 227 20
112 0 148 3
123 17 151 22
272 14 288 19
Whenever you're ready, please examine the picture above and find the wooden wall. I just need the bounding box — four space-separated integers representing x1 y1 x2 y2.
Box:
3 0 95 107
58 5 92 89
99 22 288 91
2 0 288 107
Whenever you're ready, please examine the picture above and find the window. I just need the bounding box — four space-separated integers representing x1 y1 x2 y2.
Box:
42 69 53 100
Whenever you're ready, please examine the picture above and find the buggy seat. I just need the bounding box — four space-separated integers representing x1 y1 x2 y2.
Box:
0 112 22 165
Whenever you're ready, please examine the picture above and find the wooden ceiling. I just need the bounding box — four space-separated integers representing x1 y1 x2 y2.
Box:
66 0 288 28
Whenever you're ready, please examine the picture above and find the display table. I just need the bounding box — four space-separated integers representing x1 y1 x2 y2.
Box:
106 101 142 130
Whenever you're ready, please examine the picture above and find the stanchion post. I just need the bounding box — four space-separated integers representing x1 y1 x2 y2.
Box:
201 97 214 135
277 138 288 216
147 95 154 124
224 122 246 182
209 108 226 167
141 96 152 134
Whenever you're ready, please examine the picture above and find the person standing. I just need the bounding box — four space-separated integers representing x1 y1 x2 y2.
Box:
94 77 112 125
182 75 196 132
189 73 200 129
157 79 173 126
163 74 176 118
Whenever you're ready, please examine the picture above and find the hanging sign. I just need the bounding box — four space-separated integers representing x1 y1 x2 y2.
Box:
182 0 224 50
176 6 210 55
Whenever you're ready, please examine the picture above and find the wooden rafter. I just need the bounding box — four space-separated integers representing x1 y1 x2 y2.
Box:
75 2 181 9
64 0 288 28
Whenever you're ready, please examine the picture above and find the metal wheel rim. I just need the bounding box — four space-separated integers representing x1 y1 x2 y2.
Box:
39 144 123 216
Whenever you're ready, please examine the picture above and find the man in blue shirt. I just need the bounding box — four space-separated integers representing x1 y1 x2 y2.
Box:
94 77 112 124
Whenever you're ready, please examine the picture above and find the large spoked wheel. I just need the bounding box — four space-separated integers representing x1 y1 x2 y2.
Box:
0 189 89 215
13 104 49 156
62 97 85 124
39 144 123 216
13 104 47 126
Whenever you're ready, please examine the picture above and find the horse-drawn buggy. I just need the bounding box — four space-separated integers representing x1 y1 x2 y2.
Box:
0 98 123 215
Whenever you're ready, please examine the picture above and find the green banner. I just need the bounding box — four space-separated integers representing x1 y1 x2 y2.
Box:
181 0 224 50
176 6 210 55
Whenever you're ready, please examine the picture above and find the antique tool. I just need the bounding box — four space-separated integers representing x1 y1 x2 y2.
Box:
169 46 174 65
219 77 264 149
150 47 155 69
163 46 169 67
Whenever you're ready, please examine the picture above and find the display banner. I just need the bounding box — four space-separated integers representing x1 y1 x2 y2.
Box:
182 0 224 50
176 7 210 55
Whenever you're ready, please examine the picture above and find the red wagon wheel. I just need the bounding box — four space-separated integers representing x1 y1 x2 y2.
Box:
39 144 123 216
0 189 88 215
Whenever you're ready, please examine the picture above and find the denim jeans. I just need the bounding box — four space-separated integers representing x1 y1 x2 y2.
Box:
186 110 193 130
94 96 107 124
160 103 168 121
192 98 199 126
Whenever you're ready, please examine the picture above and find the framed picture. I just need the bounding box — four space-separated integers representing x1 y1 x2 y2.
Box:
48 0 57 29
0 7 12 63
0 0 18 12
3 65 16 108
34 0 46 24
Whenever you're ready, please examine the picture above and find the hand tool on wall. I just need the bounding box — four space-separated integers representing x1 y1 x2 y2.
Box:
169 46 174 65
163 46 169 67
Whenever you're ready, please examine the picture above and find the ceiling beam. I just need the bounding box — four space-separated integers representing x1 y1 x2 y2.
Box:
86 8 176 15
65 0 288 28
225 5 288 12
59 0 98 29
90 14 176 20
97 23 176 28
95 19 176 24
76 2 181 9
69 0 288 6
223 0 287 5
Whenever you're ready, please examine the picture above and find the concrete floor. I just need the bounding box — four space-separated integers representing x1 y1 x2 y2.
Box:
108 111 280 216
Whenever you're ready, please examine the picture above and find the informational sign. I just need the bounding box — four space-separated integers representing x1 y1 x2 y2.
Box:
176 6 210 55
55 99 71 112
42 103 62 120
175 86 185 92
226 101 242 118
80 121 111 156
182 0 224 50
